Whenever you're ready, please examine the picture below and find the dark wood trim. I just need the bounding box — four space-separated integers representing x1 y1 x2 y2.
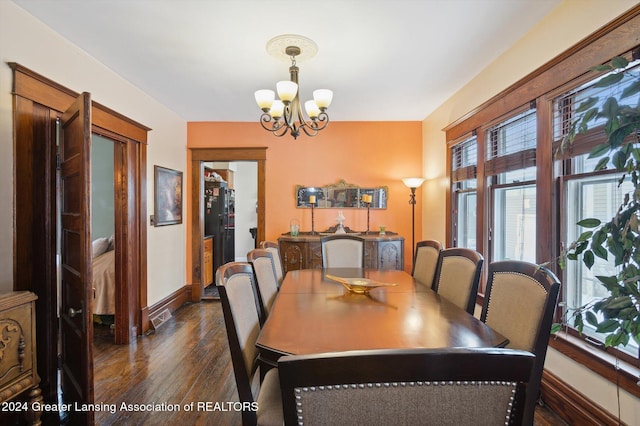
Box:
146 286 190 328
9 62 150 142
11 63 150 401
444 5 640 388
541 369 621 425
189 147 268 302
443 5 640 141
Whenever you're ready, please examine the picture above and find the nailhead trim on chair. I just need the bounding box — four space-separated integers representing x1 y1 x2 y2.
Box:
294 380 518 425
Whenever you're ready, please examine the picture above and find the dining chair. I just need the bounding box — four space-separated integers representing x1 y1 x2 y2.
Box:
216 262 282 426
411 239 442 287
260 240 284 286
480 260 561 426
320 234 366 268
278 347 534 426
432 247 483 314
247 248 279 321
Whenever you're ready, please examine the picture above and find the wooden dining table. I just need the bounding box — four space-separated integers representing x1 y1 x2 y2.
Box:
256 268 508 366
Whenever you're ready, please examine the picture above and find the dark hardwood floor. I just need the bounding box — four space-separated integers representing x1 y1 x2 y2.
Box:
93 300 568 426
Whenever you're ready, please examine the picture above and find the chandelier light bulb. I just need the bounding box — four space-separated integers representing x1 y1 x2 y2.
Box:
304 100 321 119
313 89 333 110
269 100 285 119
254 89 275 111
276 81 298 103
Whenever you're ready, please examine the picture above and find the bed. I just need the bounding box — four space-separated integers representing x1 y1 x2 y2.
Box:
92 238 115 316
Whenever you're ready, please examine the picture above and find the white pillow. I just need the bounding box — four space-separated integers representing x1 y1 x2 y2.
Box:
92 237 110 258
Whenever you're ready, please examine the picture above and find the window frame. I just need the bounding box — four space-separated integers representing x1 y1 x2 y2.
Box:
444 6 640 397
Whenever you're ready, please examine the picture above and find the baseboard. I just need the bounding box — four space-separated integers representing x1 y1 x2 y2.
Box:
541 369 620 425
144 285 190 332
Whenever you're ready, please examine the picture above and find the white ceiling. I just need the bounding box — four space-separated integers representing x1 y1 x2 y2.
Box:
12 0 561 122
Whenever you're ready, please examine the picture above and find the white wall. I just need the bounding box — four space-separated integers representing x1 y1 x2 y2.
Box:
422 0 639 422
233 162 258 261
0 1 187 306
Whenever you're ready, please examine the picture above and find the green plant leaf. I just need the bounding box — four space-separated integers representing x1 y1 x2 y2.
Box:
583 250 595 269
577 218 601 228
604 296 633 310
585 311 598 326
575 96 598 112
601 97 619 121
588 143 611 158
550 323 563 334
621 80 640 99
592 244 608 260
596 319 620 333
612 149 627 170
594 156 610 171
591 64 613 72
593 73 625 88
577 230 593 242
611 56 629 69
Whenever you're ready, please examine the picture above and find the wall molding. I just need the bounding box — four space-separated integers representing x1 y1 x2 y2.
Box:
541 369 621 425
146 286 190 331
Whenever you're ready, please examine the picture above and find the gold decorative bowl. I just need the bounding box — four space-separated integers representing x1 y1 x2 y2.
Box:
325 274 397 294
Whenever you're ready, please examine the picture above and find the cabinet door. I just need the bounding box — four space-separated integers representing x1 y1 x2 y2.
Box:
378 241 404 270
280 240 305 273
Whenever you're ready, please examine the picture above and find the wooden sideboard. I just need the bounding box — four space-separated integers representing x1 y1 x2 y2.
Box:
278 232 404 273
0 291 42 425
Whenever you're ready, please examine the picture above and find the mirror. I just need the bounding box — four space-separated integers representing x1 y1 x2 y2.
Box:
296 180 388 209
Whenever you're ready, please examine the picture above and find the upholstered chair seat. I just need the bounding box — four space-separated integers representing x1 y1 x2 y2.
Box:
321 235 366 268
432 247 483 314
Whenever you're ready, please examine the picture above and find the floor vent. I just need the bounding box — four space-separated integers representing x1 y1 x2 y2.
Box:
150 308 172 330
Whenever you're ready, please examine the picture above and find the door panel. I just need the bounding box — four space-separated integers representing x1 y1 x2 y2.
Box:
59 92 94 425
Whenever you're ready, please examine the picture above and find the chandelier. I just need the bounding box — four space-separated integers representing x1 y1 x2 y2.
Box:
254 35 333 139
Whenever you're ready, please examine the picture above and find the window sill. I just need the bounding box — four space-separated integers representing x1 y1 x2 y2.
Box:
548 332 640 398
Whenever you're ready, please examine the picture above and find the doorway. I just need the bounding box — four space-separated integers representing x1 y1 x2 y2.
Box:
189 148 267 301
11 63 149 407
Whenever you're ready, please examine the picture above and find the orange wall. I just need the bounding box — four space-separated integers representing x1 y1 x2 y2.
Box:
187 121 422 273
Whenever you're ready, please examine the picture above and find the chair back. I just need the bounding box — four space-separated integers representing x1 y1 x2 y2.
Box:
321 235 365 268
412 239 442 287
279 347 534 426
247 248 279 321
261 240 284 285
480 260 560 425
215 262 262 424
433 247 483 314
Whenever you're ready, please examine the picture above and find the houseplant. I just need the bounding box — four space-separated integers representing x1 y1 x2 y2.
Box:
556 53 640 352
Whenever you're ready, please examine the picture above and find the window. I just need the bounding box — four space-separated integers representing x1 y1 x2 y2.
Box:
553 60 640 359
485 108 537 263
444 12 640 394
451 136 477 248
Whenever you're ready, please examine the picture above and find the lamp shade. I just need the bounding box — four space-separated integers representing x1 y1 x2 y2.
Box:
269 100 285 119
304 100 321 118
402 177 425 188
276 81 298 102
255 89 275 110
313 89 333 109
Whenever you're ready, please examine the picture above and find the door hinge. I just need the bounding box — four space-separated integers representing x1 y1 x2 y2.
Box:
56 152 61 170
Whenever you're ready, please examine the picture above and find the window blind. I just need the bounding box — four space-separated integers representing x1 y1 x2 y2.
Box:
451 135 477 182
553 60 640 158
484 108 537 176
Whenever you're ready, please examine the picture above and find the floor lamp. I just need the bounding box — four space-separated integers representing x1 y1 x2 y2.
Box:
402 177 425 267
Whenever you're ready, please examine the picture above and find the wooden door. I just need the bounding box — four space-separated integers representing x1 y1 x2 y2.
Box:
59 92 94 424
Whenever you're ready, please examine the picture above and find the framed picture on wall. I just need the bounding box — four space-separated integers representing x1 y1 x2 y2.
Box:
154 165 183 226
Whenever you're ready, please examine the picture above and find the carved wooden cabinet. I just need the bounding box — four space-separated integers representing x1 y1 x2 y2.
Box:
0 291 42 425
278 233 404 273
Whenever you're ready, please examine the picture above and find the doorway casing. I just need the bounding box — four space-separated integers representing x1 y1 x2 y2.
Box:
189 147 266 301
